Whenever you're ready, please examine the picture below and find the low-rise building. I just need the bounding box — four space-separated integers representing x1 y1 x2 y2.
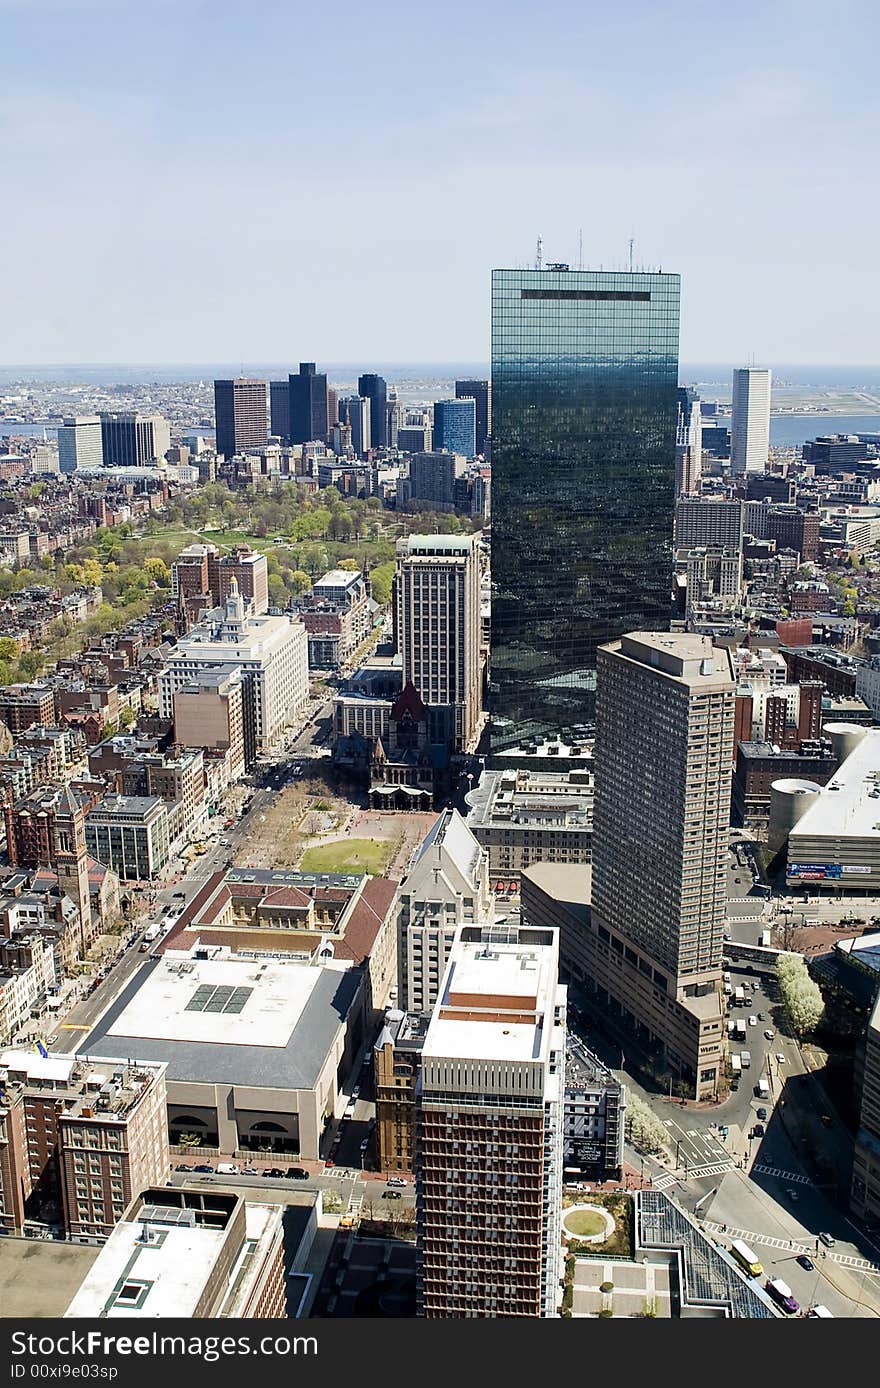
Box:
159 583 309 753
78 943 368 1160
65 1186 294 1317
373 1008 429 1174
786 727 880 892
465 767 593 894
294 568 373 670
0 1051 168 1240
84 794 170 880
732 738 838 838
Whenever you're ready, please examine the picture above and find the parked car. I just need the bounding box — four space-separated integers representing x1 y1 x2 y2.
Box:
192 1164 214 1174
819 1232 835 1247
756 1106 768 1120
359 1138 369 1152
748 1016 757 1027
751 1123 765 1138
382 1190 402 1200
287 1167 309 1180
266 1168 285 1179
175 1164 194 1172
386 1177 407 1187
241 1165 258 1175
764 1029 775 1040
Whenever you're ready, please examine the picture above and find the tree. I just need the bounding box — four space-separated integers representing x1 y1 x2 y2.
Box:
624 1094 668 1156
290 570 312 596
118 705 136 730
339 558 360 571
369 560 395 606
143 556 171 586
0 637 20 661
81 558 103 587
777 954 825 1037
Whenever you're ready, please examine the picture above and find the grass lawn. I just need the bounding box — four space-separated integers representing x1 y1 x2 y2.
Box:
298 838 393 875
563 1209 608 1237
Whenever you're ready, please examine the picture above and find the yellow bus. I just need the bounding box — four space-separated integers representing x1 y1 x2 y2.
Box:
730 1239 764 1278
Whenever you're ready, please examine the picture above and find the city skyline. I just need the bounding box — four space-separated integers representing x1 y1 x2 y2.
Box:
4 1 880 365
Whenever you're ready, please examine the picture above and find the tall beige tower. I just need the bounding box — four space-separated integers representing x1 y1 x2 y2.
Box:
53 786 93 957
590 632 735 1099
395 533 482 753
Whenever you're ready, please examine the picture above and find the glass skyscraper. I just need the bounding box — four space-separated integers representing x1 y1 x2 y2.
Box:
490 267 680 749
433 398 476 458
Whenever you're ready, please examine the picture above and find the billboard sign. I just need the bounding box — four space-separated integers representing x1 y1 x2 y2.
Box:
788 863 842 880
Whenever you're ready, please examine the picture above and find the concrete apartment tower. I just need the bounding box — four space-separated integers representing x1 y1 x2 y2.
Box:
396 808 493 1013
590 632 735 1099
395 533 483 754
731 367 772 475
416 922 566 1318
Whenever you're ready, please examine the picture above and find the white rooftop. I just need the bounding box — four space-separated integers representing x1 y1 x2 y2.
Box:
64 1211 233 1318
789 729 880 841
105 954 320 1049
422 935 556 1064
0 1049 77 1084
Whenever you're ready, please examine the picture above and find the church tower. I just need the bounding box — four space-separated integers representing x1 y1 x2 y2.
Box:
54 786 92 958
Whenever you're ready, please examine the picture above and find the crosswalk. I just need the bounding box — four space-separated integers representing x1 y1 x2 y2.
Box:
346 1194 363 1215
653 1159 734 1191
752 1164 813 1186
703 1222 880 1278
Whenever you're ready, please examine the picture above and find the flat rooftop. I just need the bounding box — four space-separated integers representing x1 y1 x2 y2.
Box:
0 1241 102 1319
79 952 361 1090
423 933 557 1065
789 729 880 841
64 1195 265 1319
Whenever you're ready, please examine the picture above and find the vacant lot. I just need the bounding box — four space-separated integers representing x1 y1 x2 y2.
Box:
299 838 394 875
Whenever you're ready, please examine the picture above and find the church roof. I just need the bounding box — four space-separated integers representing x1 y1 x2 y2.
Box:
390 680 428 723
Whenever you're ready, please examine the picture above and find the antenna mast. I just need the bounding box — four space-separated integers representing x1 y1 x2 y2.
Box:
578 228 583 271
535 235 543 271
628 237 634 273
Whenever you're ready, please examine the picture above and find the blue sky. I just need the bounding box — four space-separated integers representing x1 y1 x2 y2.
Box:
2 0 879 364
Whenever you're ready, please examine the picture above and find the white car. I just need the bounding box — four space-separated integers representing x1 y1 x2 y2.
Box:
386 1177 408 1187
776 1052 786 1064
764 1029 775 1040
748 1015 757 1026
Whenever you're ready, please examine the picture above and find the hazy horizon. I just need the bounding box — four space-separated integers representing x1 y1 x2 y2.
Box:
5 0 880 364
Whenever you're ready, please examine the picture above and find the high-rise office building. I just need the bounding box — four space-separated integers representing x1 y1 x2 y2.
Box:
289 362 328 444
590 632 734 1098
358 373 387 448
213 378 268 459
731 367 772 475
342 396 371 456
416 922 566 1318
395 533 482 752
99 413 171 467
58 416 103 473
455 379 491 456
326 386 339 432
433 398 476 458
675 386 703 497
269 380 291 441
490 267 679 748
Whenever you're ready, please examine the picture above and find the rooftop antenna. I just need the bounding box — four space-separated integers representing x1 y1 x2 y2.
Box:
578 228 583 271
535 235 543 271
628 237 634 273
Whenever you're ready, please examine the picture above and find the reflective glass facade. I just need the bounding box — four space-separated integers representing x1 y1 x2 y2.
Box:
490 268 679 748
